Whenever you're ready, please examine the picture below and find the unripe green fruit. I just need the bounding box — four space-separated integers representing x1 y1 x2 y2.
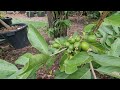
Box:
65 42 70 47
87 35 97 43
53 43 60 48
74 42 80 48
75 36 80 42
81 41 89 51
69 38 75 44
69 44 74 50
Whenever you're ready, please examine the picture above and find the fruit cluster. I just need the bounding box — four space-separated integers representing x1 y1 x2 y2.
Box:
52 34 97 56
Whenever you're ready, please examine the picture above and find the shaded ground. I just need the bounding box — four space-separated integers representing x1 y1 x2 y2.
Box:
0 13 110 79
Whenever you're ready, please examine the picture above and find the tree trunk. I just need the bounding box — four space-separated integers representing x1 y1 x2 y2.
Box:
47 11 68 38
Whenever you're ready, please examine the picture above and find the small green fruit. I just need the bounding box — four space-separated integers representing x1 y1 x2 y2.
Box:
81 41 89 51
65 42 70 47
53 43 60 48
75 36 80 42
74 42 80 48
87 35 97 43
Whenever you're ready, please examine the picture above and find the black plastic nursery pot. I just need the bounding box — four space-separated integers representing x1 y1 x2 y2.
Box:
0 23 30 49
0 17 12 43
26 11 35 17
37 12 45 17
0 17 12 28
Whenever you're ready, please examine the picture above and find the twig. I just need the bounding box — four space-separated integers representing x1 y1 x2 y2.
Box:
90 62 97 79
93 11 109 32
50 48 67 56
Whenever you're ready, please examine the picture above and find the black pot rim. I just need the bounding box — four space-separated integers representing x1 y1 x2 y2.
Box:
0 23 28 35
1 17 12 20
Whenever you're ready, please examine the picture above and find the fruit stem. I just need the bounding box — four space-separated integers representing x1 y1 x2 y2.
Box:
90 62 97 79
50 48 67 56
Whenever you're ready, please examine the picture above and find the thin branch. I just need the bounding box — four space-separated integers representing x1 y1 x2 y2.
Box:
50 48 67 56
93 11 109 32
90 62 97 79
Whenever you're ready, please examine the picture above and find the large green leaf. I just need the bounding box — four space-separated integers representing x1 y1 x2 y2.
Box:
89 42 105 54
55 64 91 79
15 53 32 65
90 53 120 67
96 66 120 79
64 52 91 74
18 54 50 79
108 38 120 57
28 24 49 55
100 25 114 35
104 14 120 26
59 54 68 72
0 59 18 79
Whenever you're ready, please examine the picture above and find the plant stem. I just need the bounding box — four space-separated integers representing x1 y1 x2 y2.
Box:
50 48 67 56
0 19 12 29
93 11 109 32
90 62 97 79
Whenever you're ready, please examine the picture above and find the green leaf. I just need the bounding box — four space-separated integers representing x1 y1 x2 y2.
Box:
104 14 120 27
55 64 91 79
105 36 114 47
0 59 18 79
15 53 32 65
67 64 91 79
112 25 119 35
90 53 120 67
83 24 96 33
100 25 114 35
28 24 49 55
54 70 69 79
64 52 90 74
18 54 50 79
98 27 108 44
108 38 120 57
59 54 68 72
89 42 105 54
46 57 55 69
63 19 71 27
96 66 120 79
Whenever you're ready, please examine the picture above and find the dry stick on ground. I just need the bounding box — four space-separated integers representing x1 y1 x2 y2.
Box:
0 19 12 30
90 11 110 79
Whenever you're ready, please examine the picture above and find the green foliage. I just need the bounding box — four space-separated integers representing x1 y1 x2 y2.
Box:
55 64 91 79
28 24 50 55
15 53 32 65
96 66 120 78
90 53 120 67
0 59 18 79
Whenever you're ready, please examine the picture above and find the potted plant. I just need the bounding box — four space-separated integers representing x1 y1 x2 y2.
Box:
0 18 30 49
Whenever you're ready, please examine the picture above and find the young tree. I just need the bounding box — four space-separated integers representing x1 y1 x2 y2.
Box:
47 11 69 38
